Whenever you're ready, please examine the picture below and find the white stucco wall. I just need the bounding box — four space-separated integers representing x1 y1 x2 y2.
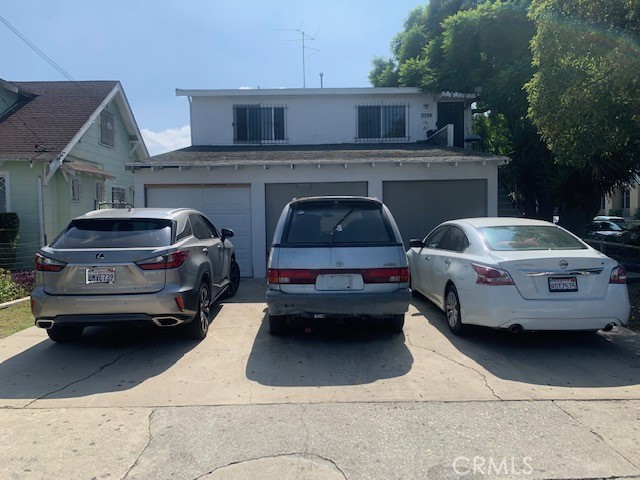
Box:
181 88 471 146
134 161 498 277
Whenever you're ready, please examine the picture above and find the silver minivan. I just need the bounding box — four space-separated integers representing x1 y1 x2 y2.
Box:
266 196 411 334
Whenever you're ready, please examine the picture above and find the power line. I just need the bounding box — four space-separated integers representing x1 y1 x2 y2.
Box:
0 15 173 155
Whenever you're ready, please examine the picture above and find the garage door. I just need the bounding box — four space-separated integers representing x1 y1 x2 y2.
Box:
265 182 368 250
383 180 487 246
146 185 252 276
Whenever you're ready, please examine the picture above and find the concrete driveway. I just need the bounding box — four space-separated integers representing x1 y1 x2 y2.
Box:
1 279 639 479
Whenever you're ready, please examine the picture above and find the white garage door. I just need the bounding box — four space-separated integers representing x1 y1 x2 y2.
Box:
146 185 252 276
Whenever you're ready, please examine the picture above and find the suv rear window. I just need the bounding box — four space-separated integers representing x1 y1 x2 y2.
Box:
283 200 394 245
50 219 173 248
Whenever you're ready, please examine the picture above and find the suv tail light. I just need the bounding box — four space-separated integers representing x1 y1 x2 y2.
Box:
610 265 627 284
472 263 514 286
35 253 67 272
136 251 190 270
267 267 410 285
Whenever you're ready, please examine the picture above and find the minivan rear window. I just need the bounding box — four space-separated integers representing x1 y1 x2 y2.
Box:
50 219 173 248
283 200 394 245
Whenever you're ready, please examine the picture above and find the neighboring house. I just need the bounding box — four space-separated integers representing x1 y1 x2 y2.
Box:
0 79 148 268
128 87 508 278
599 186 637 219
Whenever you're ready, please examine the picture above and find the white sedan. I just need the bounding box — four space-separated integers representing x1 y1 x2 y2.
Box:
407 217 630 334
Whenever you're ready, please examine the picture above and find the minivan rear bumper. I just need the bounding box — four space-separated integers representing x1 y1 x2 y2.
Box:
266 287 411 317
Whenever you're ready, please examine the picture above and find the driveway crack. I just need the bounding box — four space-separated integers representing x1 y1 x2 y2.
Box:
553 401 640 472
405 334 502 400
122 408 156 480
23 347 144 408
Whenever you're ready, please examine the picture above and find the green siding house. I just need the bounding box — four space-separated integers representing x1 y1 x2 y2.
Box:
0 79 148 269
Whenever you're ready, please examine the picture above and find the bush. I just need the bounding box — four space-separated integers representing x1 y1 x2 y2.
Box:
609 209 623 216
12 270 35 293
0 268 29 303
633 208 640 220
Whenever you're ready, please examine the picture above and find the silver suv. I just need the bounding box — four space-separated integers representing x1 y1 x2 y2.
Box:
31 207 240 342
266 196 411 334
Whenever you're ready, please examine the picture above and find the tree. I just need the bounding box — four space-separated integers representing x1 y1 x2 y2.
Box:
526 0 640 232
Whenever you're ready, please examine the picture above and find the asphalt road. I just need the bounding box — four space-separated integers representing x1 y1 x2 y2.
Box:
0 279 639 479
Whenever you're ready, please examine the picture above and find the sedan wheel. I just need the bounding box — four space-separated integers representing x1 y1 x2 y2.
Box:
445 285 465 335
186 283 211 340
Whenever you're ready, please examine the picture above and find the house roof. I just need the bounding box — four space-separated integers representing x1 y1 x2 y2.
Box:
126 143 509 170
0 80 148 162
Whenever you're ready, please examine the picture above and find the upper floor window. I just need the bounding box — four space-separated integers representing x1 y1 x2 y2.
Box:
356 104 408 142
100 110 115 147
622 189 631 210
233 105 286 144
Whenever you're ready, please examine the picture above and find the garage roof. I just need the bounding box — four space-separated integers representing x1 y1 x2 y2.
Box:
126 144 509 170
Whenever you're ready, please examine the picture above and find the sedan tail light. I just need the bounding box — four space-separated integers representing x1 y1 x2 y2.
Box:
472 263 514 286
267 267 410 285
609 265 627 284
34 253 67 272
136 251 190 270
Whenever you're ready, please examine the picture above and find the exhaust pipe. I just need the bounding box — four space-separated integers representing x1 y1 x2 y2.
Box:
152 317 183 327
602 322 615 332
36 320 54 330
508 324 523 334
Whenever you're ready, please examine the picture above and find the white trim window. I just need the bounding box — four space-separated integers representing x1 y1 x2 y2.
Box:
71 177 82 202
233 104 286 144
112 185 126 208
95 181 105 208
100 109 115 147
0 172 9 212
623 189 631 210
356 103 408 142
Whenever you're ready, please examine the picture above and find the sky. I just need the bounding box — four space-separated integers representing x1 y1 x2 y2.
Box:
2 0 423 156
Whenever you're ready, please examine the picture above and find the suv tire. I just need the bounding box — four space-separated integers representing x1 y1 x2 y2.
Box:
222 260 240 299
186 283 211 340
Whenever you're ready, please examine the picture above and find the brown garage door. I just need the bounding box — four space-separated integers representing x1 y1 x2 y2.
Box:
383 180 487 246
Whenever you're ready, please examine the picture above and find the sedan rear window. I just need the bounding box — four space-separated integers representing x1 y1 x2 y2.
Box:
283 201 394 245
479 225 587 251
50 219 173 248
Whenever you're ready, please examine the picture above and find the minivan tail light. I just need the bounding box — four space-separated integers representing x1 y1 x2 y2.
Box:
267 269 316 284
34 253 67 272
136 251 190 270
267 267 410 285
362 267 410 283
610 265 627 284
472 263 514 285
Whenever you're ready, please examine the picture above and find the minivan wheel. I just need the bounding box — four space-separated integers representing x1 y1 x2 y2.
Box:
386 314 405 333
222 260 240 299
186 283 211 340
445 284 465 335
47 325 84 343
269 314 287 335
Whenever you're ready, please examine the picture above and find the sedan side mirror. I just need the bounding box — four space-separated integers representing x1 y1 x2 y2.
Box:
409 239 425 248
221 228 235 241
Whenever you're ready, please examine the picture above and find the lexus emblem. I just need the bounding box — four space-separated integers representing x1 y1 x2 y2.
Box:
559 260 568 269
95 253 106 260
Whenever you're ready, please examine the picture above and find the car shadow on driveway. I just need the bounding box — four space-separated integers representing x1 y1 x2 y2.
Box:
411 293 640 389
0 305 223 401
245 315 414 387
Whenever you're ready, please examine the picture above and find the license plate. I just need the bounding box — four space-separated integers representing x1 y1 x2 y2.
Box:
315 274 364 291
86 268 116 284
548 276 577 292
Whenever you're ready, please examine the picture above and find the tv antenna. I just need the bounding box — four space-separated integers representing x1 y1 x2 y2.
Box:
274 23 320 88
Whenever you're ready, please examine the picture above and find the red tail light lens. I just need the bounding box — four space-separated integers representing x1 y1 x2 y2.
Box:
136 251 190 270
472 263 514 285
267 267 410 285
34 253 67 272
267 269 317 284
610 265 627 284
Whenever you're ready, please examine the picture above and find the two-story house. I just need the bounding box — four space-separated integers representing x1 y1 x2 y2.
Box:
128 87 508 278
0 79 148 269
